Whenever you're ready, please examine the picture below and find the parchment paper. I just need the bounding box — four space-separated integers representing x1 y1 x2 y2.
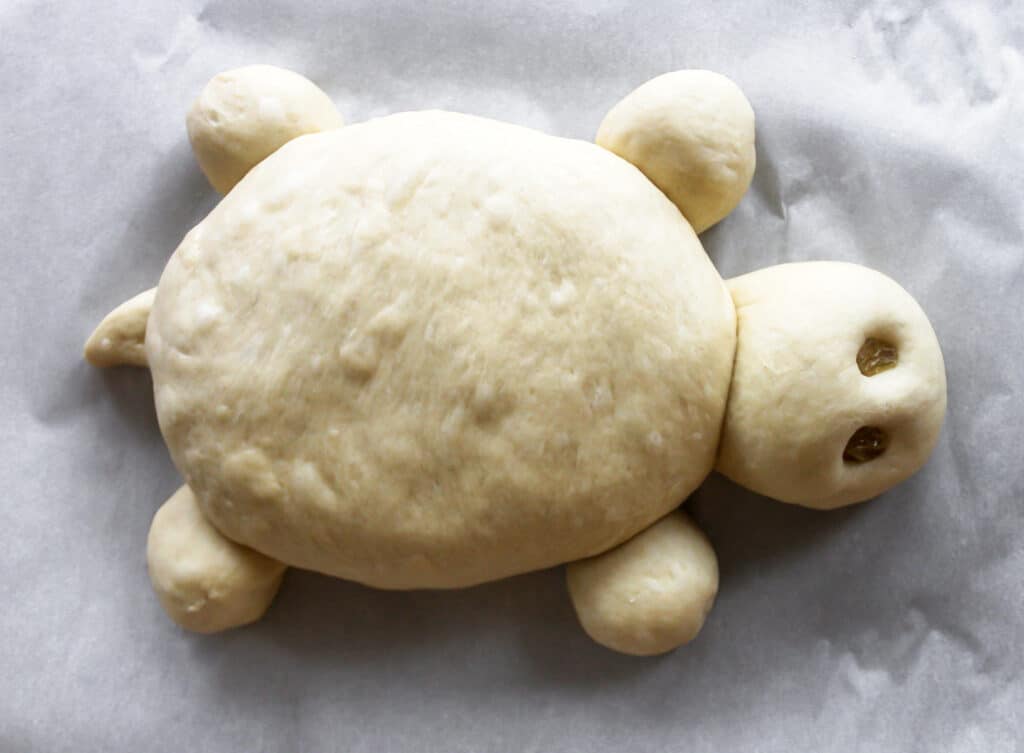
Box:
2 1 1022 751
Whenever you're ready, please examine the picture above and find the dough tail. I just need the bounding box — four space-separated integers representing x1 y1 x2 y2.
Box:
83 287 156 368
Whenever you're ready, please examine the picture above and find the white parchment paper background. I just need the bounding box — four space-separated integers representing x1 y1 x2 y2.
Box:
2 1 1022 750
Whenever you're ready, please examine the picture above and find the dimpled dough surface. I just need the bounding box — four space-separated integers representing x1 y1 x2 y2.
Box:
146 111 736 589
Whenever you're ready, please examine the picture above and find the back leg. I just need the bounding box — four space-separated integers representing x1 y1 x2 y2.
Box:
187 65 344 194
147 485 286 633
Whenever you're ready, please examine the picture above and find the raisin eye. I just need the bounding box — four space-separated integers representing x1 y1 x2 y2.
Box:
844 426 889 463
857 338 898 376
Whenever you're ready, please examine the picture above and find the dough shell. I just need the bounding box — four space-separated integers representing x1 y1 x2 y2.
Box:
147 111 737 588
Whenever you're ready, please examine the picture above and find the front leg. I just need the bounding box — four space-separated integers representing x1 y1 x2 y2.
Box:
567 510 718 656
147 485 286 633
596 70 756 234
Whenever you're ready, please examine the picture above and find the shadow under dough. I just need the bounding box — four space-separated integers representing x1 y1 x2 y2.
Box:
690 472 868 584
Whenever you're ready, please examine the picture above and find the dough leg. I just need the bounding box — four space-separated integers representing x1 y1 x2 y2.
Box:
147 485 286 633
187 65 344 194
83 287 155 368
567 510 718 656
596 70 756 233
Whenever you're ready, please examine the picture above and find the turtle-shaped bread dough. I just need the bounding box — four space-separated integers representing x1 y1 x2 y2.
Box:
85 66 947 656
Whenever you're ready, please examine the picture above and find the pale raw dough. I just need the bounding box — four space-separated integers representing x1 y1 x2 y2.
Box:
596 70 755 234
567 510 718 656
716 262 947 509
186 65 344 194
83 287 154 367
146 110 737 589
146 486 285 633
83 66 951 648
